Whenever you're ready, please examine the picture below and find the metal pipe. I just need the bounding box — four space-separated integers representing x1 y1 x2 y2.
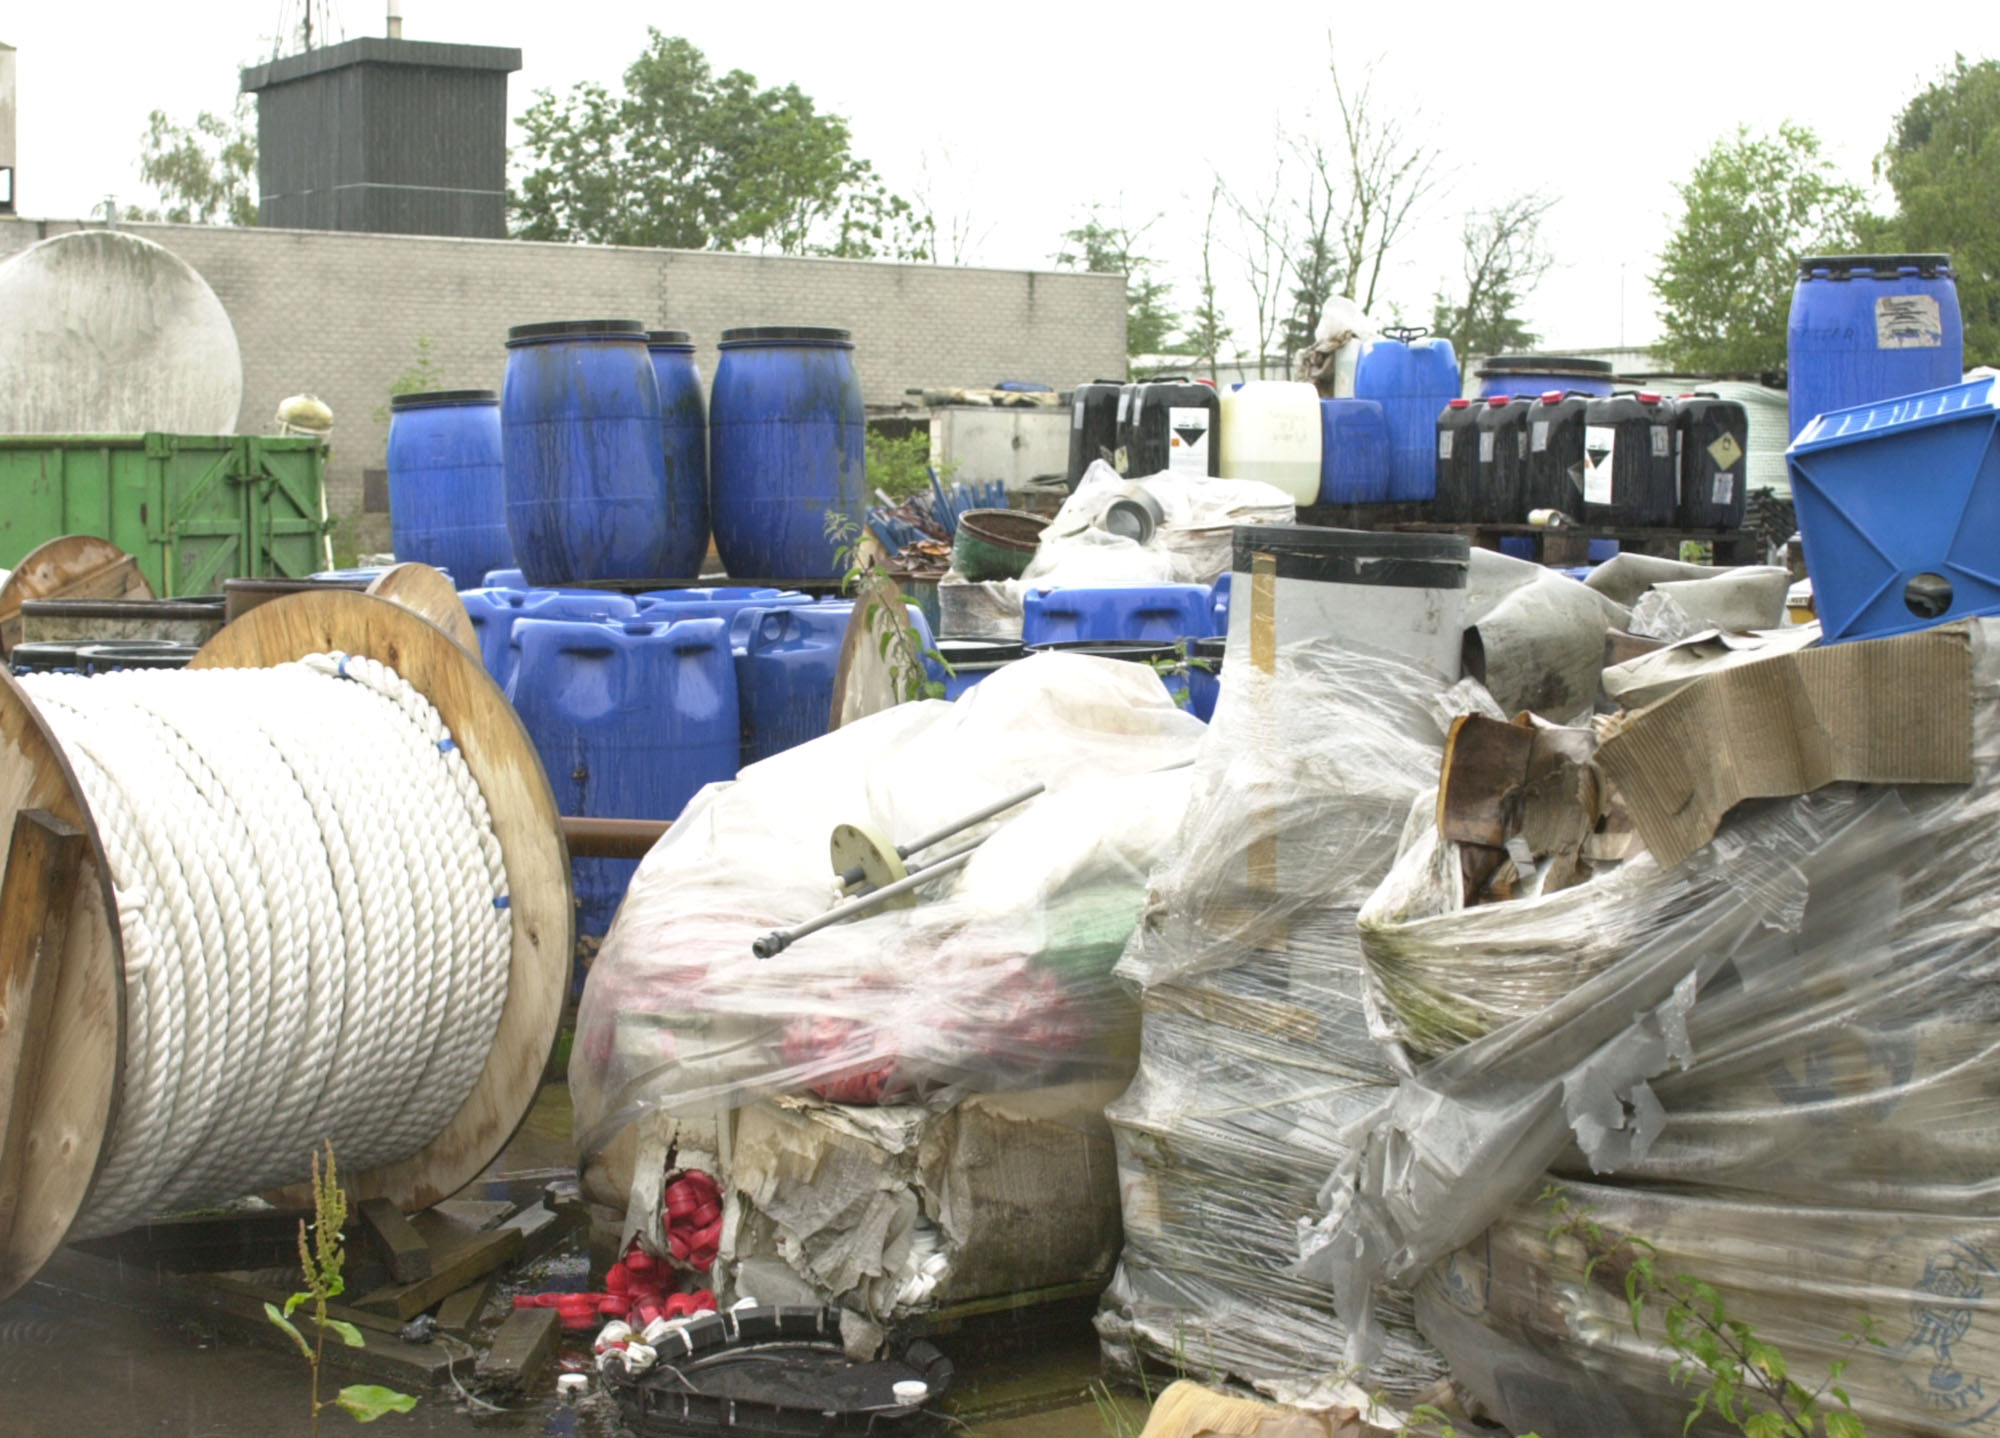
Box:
756 837 984 959
561 816 670 859
836 781 1045 889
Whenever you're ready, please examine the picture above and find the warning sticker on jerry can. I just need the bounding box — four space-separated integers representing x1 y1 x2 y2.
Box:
1583 425 1615 506
1876 294 1943 349
1708 431 1744 470
1167 406 1211 474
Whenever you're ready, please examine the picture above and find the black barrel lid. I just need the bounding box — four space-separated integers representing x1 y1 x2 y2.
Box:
1025 639 1185 663
507 319 648 343
646 329 693 347
1796 253 1954 279
1194 635 1227 660
1478 354 1615 376
76 641 199 671
390 388 497 410
719 325 852 345
935 638 1026 666
1232 524 1470 590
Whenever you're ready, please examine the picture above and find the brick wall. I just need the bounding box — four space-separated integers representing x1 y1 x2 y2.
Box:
0 218 1126 548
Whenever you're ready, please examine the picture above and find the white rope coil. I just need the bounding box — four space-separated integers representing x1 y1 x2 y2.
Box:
20 653 513 1238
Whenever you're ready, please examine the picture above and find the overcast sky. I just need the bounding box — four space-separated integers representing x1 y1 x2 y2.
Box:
6 2 1993 355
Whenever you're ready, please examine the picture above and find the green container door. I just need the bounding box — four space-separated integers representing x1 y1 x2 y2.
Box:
0 434 330 596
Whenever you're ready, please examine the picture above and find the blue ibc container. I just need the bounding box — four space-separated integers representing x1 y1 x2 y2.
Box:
502 318 705 587
1788 375 2000 643
638 586 813 626
461 586 638 688
1020 584 1214 645
509 615 739 938
1319 398 1391 503
1355 328 1460 501
387 390 513 583
647 329 711 559
731 600 938 764
709 326 866 581
1788 255 1964 441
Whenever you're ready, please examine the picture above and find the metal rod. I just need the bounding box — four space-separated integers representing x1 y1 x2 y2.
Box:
561 816 671 859
756 837 984 959
836 781 1046 890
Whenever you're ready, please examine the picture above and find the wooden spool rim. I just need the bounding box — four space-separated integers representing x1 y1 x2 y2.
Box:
0 535 155 658
363 563 480 657
0 590 571 1302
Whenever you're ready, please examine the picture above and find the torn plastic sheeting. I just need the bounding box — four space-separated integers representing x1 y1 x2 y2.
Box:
570 652 1203 1167
1600 622 1822 710
1596 622 1972 867
1583 550 1732 607
1461 569 1626 723
1023 459 1295 590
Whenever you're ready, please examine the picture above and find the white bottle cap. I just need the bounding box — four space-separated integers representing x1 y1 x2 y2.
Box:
892 1379 928 1406
557 1373 589 1399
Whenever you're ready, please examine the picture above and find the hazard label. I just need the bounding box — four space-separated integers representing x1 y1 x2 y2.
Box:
1876 294 1943 349
1167 406 1211 474
1707 431 1744 470
1584 424 1615 506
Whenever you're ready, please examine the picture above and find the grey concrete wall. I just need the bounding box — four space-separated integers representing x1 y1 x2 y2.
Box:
0 217 1127 549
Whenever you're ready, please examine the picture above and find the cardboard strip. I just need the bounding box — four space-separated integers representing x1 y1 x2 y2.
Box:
1596 626 1973 867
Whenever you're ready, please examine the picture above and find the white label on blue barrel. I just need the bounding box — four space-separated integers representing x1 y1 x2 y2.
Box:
1712 472 1735 505
1531 420 1549 453
1650 424 1671 458
1584 425 1616 506
1439 431 1454 460
1876 294 1943 349
1167 406 1210 473
1478 430 1495 463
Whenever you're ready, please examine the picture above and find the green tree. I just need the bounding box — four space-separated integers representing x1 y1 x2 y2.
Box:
1056 206 1179 360
1653 124 1871 373
1431 193 1555 358
131 98 257 225
1880 56 2000 365
513 31 926 259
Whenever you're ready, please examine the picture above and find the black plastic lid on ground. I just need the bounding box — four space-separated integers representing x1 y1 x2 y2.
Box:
1796 254 1954 279
10 641 88 672
646 329 693 347
390 388 497 410
1477 354 1614 376
506 319 648 343
77 641 199 671
1232 524 1470 590
719 325 853 346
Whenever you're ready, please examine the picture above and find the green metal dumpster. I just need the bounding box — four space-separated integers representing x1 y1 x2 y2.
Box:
0 434 331 597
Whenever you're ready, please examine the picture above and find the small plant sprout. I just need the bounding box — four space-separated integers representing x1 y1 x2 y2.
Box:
263 1142 418 1431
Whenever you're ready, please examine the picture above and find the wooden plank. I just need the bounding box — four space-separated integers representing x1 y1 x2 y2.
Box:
474 1306 560 1395
67 1208 315 1273
0 811 84 1258
433 1274 493 1333
359 1196 432 1283
192 592 570 1221
353 1226 521 1320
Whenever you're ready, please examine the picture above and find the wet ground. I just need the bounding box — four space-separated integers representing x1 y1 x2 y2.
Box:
0 1084 1133 1437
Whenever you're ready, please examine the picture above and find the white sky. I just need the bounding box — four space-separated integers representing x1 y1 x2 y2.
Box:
6 2 1994 353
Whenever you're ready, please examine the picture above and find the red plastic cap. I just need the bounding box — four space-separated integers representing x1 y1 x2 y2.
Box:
1677 392 1695 400
1541 390 1563 402
1447 398 1472 409
1487 395 1509 406
1193 377 1217 388
1637 391 1662 403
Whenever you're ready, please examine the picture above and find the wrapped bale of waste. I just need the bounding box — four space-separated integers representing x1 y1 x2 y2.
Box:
571 654 1203 1315
1097 637 1482 1407
1311 621 2000 1438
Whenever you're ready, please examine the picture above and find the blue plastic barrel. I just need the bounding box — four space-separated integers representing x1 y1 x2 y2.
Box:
1788 255 1964 440
460 586 638 688
1318 398 1391 503
1475 355 1615 400
1186 637 1225 722
484 567 527 589
731 600 938 764
387 390 513 584
1354 328 1460 502
647 330 711 566
638 586 813 627
1209 573 1232 636
709 326 866 580
508 615 740 939
1788 375 2000 642
1021 584 1214 645
502 318 705 587
1498 537 1536 560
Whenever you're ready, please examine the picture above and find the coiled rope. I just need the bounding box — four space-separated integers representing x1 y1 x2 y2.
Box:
19 653 513 1239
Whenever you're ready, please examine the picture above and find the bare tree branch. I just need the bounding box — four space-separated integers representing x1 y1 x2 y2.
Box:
1219 140 1293 378
1326 53 1443 314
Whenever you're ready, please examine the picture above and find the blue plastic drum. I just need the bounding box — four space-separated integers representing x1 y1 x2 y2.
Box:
387 390 513 583
647 329 711 567
1788 255 1964 440
1355 329 1460 502
709 326 866 580
502 319 705 587
1318 397 1391 504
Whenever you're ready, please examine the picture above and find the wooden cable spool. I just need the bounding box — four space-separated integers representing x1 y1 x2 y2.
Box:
0 589 573 1301
0 536 155 658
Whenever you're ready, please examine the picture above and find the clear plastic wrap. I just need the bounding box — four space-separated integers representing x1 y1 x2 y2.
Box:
1097 636 1482 1406
570 652 1204 1165
1023 460 1295 589
1305 620 2000 1437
